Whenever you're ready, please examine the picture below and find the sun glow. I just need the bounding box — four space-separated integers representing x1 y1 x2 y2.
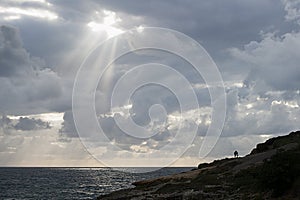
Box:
87 10 123 38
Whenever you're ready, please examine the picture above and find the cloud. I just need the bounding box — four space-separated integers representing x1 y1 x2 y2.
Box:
0 115 13 134
0 25 31 77
59 110 77 138
230 32 300 91
0 25 64 115
221 89 300 136
221 1 300 137
14 117 51 131
98 0 296 57
0 0 58 21
2 0 296 69
283 0 300 24
0 115 51 135
0 0 300 166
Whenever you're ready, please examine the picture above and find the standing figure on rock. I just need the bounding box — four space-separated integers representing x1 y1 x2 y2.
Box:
234 150 239 158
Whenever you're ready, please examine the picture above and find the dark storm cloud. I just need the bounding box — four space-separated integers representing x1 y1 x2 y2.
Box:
3 0 297 66
14 117 51 131
0 0 91 68
56 0 300 144
59 110 77 137
0 115 13 132
0 115 50 132
98 0 298 56
49 0 98 21
0 25 64 115
0 0 299 163
0 25 32 77
7 18 86 68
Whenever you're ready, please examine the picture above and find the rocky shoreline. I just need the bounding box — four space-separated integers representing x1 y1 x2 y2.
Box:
98 131 300 199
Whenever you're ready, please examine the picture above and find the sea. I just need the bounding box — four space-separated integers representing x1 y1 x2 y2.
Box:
0 167 192 200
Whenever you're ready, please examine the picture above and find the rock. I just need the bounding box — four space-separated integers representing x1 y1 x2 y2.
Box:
98 131 300 200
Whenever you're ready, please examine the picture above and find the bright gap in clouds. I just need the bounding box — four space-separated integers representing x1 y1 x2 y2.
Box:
3 15 21 21
3 0 50 3
8 113 64 127
87 10 124 38
0 6 58 20
0 0 57 21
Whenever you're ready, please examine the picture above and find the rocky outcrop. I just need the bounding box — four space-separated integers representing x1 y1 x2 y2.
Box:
250 131 300 155
98 131 300 200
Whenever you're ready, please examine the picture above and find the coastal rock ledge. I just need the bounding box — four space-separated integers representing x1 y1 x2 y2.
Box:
98 131 300 200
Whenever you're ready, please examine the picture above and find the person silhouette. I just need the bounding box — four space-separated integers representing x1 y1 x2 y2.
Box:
234 150 239 158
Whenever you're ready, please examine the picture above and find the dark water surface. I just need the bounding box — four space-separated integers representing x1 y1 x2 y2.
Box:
0 167 192 199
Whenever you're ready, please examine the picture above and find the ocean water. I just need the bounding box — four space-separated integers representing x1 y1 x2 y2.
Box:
0 167 192 200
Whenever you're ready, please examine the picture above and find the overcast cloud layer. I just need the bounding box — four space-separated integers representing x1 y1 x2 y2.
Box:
0 0 299 166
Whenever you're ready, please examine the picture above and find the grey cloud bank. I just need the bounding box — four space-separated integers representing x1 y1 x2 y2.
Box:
0 0 299 166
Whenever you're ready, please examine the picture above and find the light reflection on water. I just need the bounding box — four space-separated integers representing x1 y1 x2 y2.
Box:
0 167 192 199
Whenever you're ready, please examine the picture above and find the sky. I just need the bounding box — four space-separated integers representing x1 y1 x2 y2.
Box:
0 0 300 167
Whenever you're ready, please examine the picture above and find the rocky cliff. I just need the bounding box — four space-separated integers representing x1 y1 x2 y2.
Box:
98 131 300 199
